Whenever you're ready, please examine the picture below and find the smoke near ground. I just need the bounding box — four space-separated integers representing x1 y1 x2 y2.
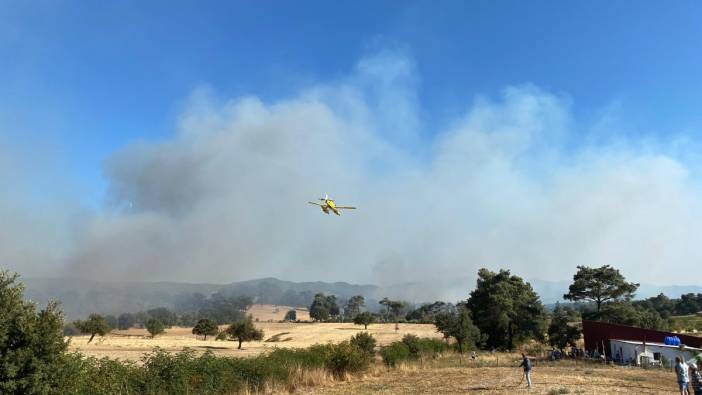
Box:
3 51 702 300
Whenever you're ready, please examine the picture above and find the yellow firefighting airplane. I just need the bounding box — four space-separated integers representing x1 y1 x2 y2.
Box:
308 194 356 216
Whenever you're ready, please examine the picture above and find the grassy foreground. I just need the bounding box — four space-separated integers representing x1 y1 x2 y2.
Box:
309 356 679 394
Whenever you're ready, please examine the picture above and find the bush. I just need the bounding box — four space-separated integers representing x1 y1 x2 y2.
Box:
417 338 448 358
215 330 227 341
350 332 376 355
324 341 371 378
380 342 411 367
402 334 421 357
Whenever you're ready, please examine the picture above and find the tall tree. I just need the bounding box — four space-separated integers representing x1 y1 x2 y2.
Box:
310 293 330 321
226 315 264 349
309 293 340 321
466 268 547 350
0 271 68 394
192 318 219 340
547 303 581 350
434 305 482 353
564 265 639 312
74 314 111 343
284 309 297 321
344 295 365 319
379 298 407 323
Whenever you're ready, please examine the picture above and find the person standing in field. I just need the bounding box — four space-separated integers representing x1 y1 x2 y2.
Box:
689 362 702 395
519 353 532 389
676 357 690 395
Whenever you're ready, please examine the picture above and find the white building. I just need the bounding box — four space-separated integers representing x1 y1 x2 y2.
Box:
610 339 702 366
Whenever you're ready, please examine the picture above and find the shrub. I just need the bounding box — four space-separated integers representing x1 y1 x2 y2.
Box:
380 342 411 367
417 338 448 358
350 332 376 355
215 330 227 341
402 334 421 357
324 341 370 378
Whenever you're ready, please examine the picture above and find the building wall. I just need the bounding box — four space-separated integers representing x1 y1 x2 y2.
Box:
609 340 699 365
583 320 702 355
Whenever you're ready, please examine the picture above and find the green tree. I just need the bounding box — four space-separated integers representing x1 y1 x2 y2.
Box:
466 268 547 350
434 305 482 353
588 301 668 330
564 265 639 313
117 312 135 330
310 293 330 321
284 309 297 321
344 295 365 320
0 271 68 394
145 318 166 338
309 293 339 321
353 311 376 329
547 303 581 350
74 314 111 343
192 318 219 340
146 307 178 327
226 315 264 349
406 301 452 323
379 297 407 323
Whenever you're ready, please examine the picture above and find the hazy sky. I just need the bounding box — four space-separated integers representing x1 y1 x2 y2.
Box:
2 1 702 291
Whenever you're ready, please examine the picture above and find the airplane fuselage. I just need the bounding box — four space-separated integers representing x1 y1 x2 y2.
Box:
321 199 341 215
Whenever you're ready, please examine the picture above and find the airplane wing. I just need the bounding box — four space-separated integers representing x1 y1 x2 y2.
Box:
308 201 322 206
335 206 356 210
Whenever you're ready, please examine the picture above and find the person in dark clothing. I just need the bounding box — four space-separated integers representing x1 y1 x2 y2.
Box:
689 362 702 395
519 353 532 388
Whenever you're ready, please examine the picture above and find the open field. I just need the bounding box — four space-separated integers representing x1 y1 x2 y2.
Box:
308 358 679 394
68 321 441 361
246 304 312 321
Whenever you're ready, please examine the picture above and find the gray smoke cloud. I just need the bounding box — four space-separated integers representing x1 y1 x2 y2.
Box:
4 51 702 301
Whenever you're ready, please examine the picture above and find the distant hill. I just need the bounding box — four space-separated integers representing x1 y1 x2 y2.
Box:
23 276 380 320
23 277 222 320
22 275 702 320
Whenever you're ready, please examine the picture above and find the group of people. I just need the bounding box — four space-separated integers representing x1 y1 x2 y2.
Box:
675 356 702 395
518 353 702 393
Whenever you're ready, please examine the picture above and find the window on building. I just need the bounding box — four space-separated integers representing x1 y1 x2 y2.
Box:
653 352 661 361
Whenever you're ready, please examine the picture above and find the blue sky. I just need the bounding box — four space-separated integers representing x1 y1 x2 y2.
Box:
3 1 702 288
2 1 702 207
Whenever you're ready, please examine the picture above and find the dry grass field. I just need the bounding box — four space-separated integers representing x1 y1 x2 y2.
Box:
307 358 679 394
65 304 682 393
67 305 441 361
